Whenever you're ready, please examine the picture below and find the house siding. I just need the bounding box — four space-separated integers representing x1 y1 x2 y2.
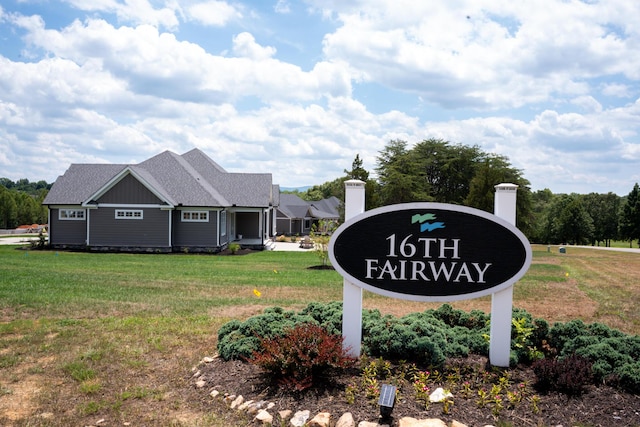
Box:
49 208 87 246
98 174 163 204
172 210 218 247
276 217 306 235
89 207 169 247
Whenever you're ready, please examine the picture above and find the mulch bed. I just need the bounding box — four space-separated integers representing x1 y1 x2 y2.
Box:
193 356 640 427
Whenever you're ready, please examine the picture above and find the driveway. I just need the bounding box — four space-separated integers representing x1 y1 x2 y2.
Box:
0 236 40 245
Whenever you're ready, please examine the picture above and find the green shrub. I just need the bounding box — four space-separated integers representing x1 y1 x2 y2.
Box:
433 303 489 329
249 323 356 391
574 341 635 382
547 319 589 353
298 301 343 335
217 307 314 360
215 302 640 394
615 362 640 394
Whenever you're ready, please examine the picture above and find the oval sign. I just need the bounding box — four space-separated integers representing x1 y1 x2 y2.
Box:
329 202 532 302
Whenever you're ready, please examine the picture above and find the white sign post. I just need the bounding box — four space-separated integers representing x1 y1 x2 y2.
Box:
342 179 365 357
490 183 519 367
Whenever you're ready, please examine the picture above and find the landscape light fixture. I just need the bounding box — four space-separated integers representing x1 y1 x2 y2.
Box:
378 383 396 420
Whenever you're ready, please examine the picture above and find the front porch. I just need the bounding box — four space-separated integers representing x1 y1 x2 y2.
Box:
235 237 275 251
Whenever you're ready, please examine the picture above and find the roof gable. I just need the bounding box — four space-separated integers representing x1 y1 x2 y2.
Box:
95 171 165 205
44 148 275 209
137 150 229 207
85 166 174 206
43 164 126 205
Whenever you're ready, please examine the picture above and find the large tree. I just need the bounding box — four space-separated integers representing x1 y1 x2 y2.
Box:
412 139 482 204
375 139 533 234
344 154 369 182
583 192 620 246
620 183 640 247
375 140 429 204
0 186 18 229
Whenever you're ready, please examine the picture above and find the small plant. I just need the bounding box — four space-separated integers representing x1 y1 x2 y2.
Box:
460 380 472 398
476 388 490 408
29 230 47 249
310 219 337 267
412 370 432 408
345 383 357 404
442 397 454 415
249 323 355 392
512 317 544 363
530 394 541 414
492 394 504 416
228 242 240 254
532 353 593 395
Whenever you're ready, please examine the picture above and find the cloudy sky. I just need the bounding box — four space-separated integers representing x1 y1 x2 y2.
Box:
1 0 639 195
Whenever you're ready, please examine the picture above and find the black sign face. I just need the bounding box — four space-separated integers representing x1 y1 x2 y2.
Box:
329 203 532 301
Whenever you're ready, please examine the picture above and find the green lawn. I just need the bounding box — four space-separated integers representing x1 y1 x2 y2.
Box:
0 244 638 426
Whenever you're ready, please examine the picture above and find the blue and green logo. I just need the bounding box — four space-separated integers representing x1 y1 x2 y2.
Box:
412 213 445 232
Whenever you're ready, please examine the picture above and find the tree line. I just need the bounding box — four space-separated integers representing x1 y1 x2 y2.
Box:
0 178 51 229
293 139 640 248
3 143 640 247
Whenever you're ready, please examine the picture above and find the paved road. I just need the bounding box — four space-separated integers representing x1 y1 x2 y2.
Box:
573 245 640 254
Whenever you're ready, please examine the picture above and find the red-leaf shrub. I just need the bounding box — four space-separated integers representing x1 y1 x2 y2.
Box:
249 323 356 391
532 353 593 396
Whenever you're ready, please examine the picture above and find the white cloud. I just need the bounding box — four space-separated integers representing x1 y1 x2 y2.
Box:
186 1 241 27
318 0 640 109
274 0 291 14
64 0 180 30
1 0 639 196
570 96 603 114
601 83 632 98
9 16 352 106
232 32 276 60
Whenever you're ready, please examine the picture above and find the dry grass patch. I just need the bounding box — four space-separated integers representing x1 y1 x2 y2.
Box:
1 244 639 426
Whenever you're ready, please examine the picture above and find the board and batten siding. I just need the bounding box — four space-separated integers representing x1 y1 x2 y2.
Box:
89 207 170 247
49 208 87 245
172 210 218 247
98 174 163 204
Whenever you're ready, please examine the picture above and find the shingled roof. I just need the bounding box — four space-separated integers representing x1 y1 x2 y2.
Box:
278 193 340 220
44 149 276 208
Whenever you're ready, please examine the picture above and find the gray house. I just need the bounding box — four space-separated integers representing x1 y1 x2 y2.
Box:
276 193 340 235
43 148 279 253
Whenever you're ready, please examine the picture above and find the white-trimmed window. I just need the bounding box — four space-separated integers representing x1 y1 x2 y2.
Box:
182 211 209 222
220 211 227 236
115 209 143 220
59 209 85 220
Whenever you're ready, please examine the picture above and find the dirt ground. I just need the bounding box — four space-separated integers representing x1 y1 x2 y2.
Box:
195 355 640 427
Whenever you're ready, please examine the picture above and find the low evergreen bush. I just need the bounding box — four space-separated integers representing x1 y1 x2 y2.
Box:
615 362 640 394
216 307 315 360
215 302 640 394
